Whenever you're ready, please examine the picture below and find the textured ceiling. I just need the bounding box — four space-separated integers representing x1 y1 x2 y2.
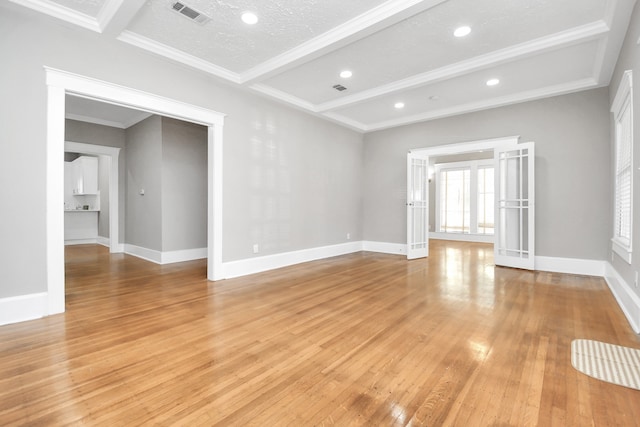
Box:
128 0 390 72
9 0 637 132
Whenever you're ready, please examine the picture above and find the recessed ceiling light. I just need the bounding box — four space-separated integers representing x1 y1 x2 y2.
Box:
241 11 258 25
394 102 405 109
486 78 500 86
454 26 471 37
340 70 353 79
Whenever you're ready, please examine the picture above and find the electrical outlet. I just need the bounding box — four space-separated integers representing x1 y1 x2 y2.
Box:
253 244 259 254
346 233 351 240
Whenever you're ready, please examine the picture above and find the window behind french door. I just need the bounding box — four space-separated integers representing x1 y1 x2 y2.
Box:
436 159 494 235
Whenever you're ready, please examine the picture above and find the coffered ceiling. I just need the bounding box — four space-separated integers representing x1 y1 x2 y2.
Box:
8 0 637 132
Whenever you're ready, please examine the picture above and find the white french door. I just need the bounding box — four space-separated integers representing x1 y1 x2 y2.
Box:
494 142 535 269
407 151 430 259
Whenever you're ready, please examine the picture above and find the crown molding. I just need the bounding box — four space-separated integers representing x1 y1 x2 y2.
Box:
122 111 153 128
250 84 318 112
239 0 448 83
9 0 101 32
96 0 123 31
117 31 243 84
66 113 125 129
316 21 609 112
362 78 599 132
321 112 368 133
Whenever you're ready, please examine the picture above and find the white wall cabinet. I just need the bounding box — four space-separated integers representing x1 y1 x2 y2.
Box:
72 156 98 195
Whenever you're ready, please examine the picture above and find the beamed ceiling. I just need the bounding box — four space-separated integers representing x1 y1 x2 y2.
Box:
7 0 637 132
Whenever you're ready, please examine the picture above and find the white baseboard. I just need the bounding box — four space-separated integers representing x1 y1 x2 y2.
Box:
125 244 162 263
362 241 407 255
223 241 363 279
534 256 606 277
65 238 98 246
0 292 48 326
604 263 640 334
162 247 207 264
124 244 207 265
429 232 494 243
97 236 110 247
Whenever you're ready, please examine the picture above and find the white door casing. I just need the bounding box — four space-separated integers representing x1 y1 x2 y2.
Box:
46 67 225 316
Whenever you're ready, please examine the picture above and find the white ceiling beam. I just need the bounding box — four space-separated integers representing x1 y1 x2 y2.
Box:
118 31 243 84
98 0 146 36
363 78 599 132
239 0 449 84
315 20 610 112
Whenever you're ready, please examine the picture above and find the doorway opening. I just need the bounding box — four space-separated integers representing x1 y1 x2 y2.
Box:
64 141 121 252
407 136 535 270
45 67 225 316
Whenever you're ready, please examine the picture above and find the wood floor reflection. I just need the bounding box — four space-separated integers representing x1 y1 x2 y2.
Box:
1 240 639 426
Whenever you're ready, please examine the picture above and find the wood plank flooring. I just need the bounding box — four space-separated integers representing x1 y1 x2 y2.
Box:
1 240 639 426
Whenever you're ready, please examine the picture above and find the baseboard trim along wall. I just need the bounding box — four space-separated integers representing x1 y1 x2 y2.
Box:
534 256 606 277
65 238 98 246
97 236 110 247
361 241 407 255
222 241 363 279
604 263 640 334
0 292 48 326
124 244 207 265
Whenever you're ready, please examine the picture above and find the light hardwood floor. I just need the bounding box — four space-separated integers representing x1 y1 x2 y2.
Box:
1 241 639 426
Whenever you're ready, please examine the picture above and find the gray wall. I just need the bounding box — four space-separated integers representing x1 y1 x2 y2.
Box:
362 88 612 261
609 1 640 295
161 117 208 251
0 5 363 299
125 116 163 251
65 119 126 242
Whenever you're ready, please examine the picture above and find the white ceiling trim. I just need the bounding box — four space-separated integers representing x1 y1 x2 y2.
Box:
66 112 125 129
250 84 319 112
122 111 153 128
68 109 152 129
321 112 368 132
364 77 599 132
315 20 610 112
118 31 243 84
239 0 449 83
9 0 101 32
96 0 124 31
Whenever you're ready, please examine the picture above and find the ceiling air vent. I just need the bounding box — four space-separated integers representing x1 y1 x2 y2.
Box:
171 2 211 25
333 84 347 92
